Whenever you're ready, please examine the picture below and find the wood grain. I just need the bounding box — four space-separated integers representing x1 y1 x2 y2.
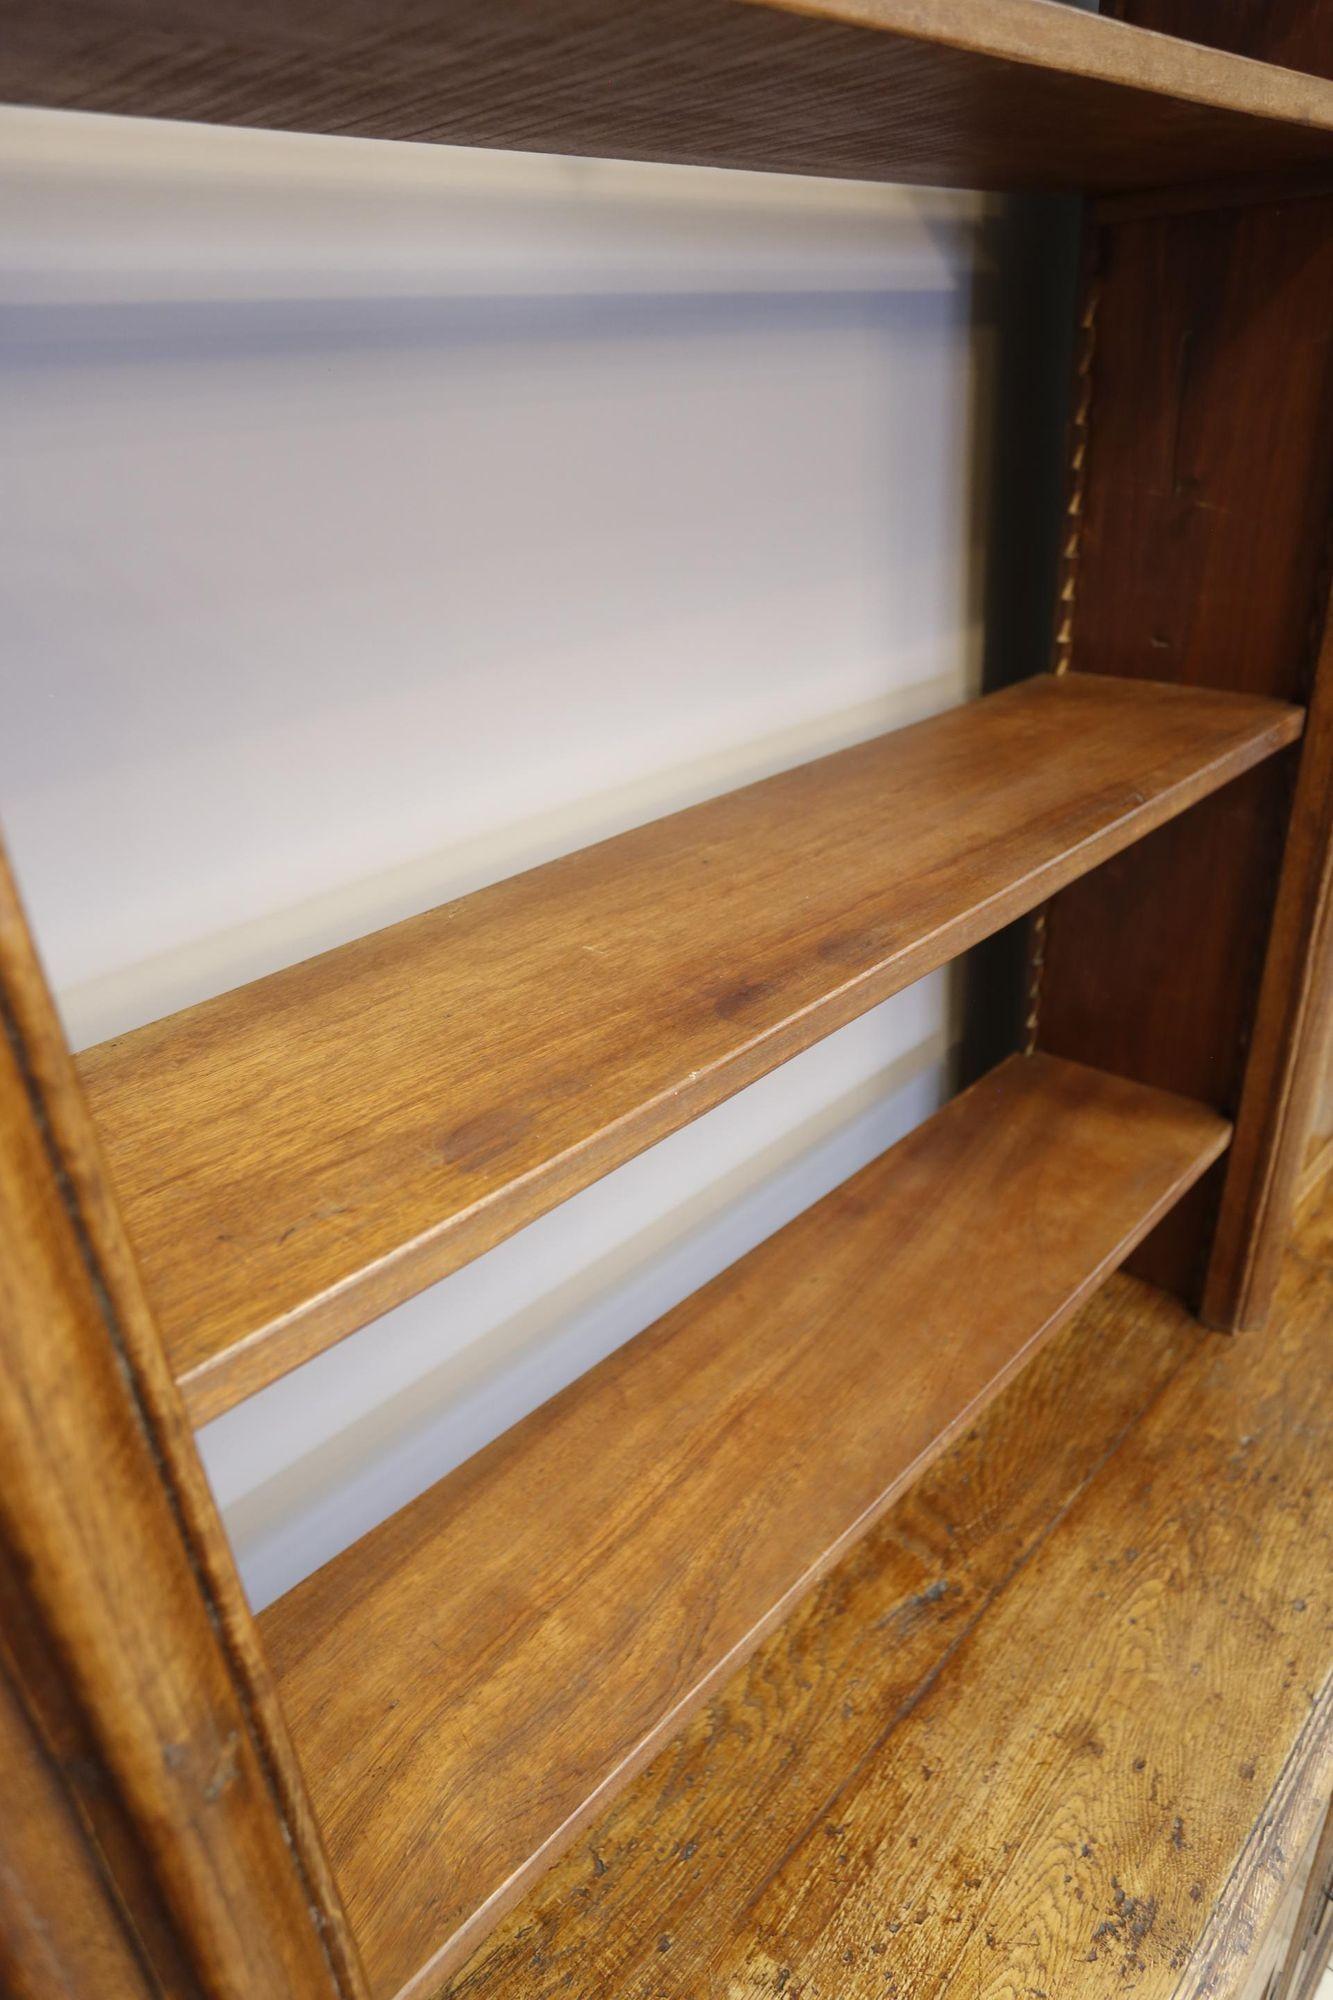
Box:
260 1050 1229 1999
1205 581 1333 1328
0 843 367 1998
1230 1818 1324 2000
446 1177 1333 2000
1035 192 1333 1304
77 672 1297 1422
1051 208 1333 709
1304 1128 1333 1201
5 0 1333 192
1039 771 1289 1295
0 1646 156 2000
1272 1798 1333 2000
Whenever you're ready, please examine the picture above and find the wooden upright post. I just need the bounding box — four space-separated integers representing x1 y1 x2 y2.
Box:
0 845 366 1998
1202 588 1333 1326
1028 2 1333 1319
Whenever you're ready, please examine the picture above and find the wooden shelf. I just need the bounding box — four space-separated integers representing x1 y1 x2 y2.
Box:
444 1166 1333 2000
7 0 1333 193
77 673 1299 1422
258 1050 1230 1999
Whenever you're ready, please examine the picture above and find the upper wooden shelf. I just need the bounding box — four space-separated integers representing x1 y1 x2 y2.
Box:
7 0 1333 193
259 1050 1230 1998
77 672 1299 1423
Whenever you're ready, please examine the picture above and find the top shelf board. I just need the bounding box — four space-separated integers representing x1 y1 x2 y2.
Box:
6 0 1333 193
76 673 1300 1425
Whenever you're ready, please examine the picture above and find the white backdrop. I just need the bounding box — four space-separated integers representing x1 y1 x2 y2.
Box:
0 106 995 1606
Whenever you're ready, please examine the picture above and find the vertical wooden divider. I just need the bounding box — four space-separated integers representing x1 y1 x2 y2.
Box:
1202 585 1333 1327
0 842 367 1999
0 1646 162 2000
1030 147 1333 1318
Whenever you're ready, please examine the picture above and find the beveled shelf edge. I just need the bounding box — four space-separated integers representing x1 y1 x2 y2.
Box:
764 0 1333 135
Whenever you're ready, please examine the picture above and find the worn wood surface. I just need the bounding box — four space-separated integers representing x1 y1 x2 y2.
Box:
443 1179 1333 2000
6 0 1333 192
1230 1817 1323 2000
260 1050 1228 1999
1272 1797 1333 2000
0 845 367 1998
1205 584 1333 1328
1035 192 1333 1304
77 673 1295 1423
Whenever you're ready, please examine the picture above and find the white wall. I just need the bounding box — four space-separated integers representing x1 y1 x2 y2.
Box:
0 106 995 1608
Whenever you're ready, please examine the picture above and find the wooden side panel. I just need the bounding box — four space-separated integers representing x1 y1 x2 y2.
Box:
0 844 367 1999
1272 1796 1333 2000
1052 202 1333 707
0 1647 155 2000
1204 588 1333 1326
1302 1034 1333 1197
1035 187 1333 1305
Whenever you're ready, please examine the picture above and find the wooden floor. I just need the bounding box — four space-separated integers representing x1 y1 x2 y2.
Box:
442 1178 1333 2000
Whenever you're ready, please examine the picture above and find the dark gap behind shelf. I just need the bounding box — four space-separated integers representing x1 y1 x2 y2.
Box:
959 193 1083 1086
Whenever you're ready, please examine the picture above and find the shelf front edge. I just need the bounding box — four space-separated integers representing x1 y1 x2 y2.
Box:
77 674 1298 1421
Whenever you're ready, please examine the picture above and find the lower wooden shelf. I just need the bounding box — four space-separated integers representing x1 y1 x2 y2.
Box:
260 1051 1229 2000
448 1165 1333 2000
